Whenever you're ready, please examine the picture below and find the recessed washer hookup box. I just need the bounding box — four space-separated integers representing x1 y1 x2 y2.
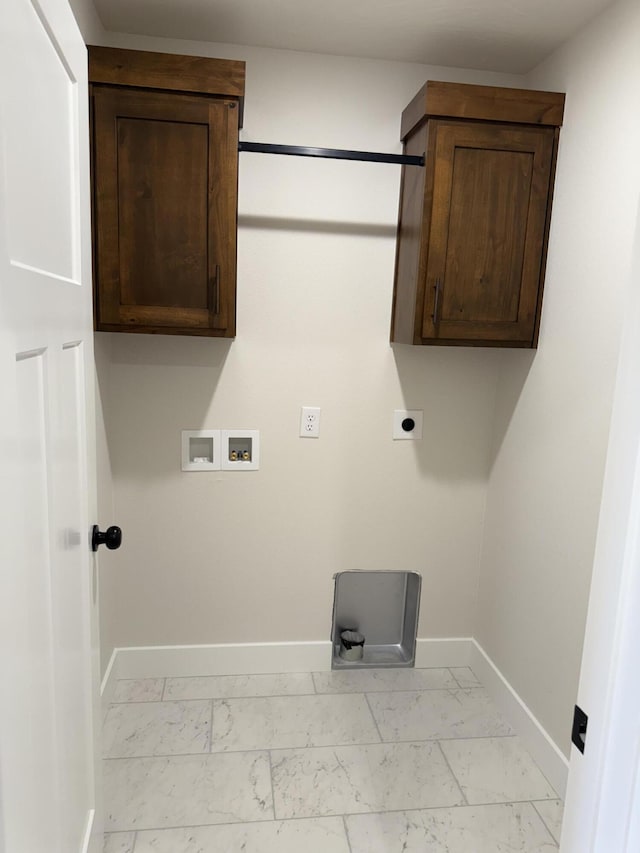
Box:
331 571 421 670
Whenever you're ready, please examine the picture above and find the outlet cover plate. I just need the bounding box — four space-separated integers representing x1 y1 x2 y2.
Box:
393 410 423 440
300 406 321 438
221 429 260 470
181 430 221 470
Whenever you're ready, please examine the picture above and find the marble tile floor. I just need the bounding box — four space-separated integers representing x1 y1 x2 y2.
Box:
103 666 564 852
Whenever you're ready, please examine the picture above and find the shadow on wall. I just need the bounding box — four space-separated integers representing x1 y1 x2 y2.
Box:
108 332 233 369
486 349 536 473
107 333 233 480
392 343 535 481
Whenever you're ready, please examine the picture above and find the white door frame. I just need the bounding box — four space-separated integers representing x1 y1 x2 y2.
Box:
0 0 102 849
561 198 640 850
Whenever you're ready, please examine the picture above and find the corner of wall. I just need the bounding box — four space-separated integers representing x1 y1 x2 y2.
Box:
67 0 107 45
475 0 640 755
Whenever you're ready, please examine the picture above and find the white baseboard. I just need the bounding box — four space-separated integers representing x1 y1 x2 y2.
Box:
470 639 569 798
100 635 567 798
108 637 473 681
114 641 334 679
415 637 473 668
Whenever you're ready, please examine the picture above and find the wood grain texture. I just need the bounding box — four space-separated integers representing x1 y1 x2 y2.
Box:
531 127 561 347
392 81 562 349
118 305 212 327
92 83 239 336
400 81 565 141
421 121 555 345
206 96 239 333
88 46 245 100
117 109 209 310
391 122 430 344
441 147 532 324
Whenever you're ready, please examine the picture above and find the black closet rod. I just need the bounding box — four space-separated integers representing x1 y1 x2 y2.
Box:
238 141 424 167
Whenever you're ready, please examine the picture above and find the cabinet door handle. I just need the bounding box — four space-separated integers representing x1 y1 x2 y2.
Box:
432 278 441 325
208 265 221 315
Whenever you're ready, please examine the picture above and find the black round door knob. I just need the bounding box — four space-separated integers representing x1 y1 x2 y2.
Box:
91 525 122 552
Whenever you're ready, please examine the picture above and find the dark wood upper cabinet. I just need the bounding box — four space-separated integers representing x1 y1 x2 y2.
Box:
391 81 565 347
89 47 245 337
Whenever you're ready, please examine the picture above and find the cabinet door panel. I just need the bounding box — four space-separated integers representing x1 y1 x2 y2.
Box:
92 87 238 335
422 122 554 344
117 115 209 310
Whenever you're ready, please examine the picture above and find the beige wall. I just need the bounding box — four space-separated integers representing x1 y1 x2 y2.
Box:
85 6 640 763
95 34 523 661
68 0 104 44
476 0 640 755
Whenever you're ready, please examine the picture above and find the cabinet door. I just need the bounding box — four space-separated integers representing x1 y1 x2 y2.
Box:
422 121 555 345
92 86 239 335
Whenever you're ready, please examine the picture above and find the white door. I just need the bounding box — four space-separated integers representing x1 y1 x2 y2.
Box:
560 200 640 851
0 0 102 851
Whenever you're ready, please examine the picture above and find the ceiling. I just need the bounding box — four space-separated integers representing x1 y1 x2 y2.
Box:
93 0 613 74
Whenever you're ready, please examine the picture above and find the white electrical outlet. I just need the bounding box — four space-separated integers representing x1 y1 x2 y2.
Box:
300 406 321 438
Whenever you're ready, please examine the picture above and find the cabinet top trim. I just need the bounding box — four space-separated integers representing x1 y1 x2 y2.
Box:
88 46 245 101
401 80 565 141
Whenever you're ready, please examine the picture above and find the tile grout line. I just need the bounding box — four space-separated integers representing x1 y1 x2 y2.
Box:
107 799 564 837
105 672 559 841
342 814 354 853
124 815 360 835
120 668 453 681
267 750 277 821
447 666 462 688
530 799 561 846
363 693 384 743
103 733 524 762
321 685 485 695
435 739 469 806
113 673 483 701
153 670 315 680
519 747 560 800
106 800 557 846
108 686 485 703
